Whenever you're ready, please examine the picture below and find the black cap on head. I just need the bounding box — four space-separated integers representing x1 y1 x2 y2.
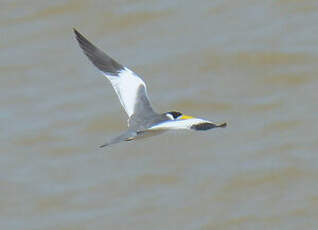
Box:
166 111 182 119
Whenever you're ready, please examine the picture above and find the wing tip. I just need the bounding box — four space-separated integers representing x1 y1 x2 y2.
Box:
218 122 227 128
73 28 93 48
73 28 125 75
73 28 87 43
73 27 80 40
191 122 227 131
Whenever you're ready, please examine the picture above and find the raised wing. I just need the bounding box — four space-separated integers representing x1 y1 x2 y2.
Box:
74 29 155 118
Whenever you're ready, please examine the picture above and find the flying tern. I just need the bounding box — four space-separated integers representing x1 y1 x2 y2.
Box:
73 29 227 147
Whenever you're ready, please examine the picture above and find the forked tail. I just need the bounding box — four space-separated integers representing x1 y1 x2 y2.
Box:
99 131 137 148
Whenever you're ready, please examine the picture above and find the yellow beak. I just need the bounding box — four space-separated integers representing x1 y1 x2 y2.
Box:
179 115 194 120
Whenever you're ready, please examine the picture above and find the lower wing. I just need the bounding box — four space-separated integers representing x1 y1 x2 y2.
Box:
148 118 227 131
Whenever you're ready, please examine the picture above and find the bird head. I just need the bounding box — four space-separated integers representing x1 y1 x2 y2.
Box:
165 111 194 120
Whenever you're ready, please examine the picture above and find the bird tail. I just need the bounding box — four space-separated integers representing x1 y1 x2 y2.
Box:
99 131 137 148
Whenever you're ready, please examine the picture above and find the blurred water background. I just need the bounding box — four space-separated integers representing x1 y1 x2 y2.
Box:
1 0 318 229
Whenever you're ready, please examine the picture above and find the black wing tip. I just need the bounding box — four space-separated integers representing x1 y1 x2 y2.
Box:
218 122 227 128
73 28 81 40
99 143 109 148
73 28 84 38
73 28 124 75
73 28 88 43
191 122 227 131
73 28 93 47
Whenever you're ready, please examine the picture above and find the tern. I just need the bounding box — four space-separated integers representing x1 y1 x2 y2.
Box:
73 29 227 147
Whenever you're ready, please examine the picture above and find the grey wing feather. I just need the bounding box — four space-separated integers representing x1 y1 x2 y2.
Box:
128 85 157 127
74 29 124 75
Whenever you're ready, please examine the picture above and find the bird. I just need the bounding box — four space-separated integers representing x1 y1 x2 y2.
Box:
73 29 227 147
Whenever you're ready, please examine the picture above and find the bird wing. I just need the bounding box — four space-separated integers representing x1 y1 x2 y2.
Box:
148 118 208 130
148 118 226 131
74 29 155 119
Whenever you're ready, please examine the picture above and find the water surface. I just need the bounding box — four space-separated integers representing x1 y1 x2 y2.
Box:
1 1 318 229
